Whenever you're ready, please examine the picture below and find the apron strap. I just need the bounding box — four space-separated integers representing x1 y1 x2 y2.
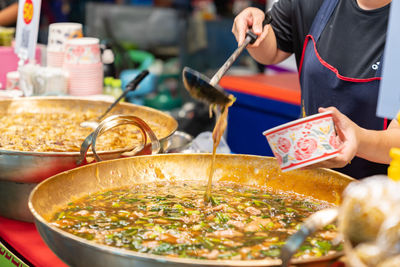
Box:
308 0 339 40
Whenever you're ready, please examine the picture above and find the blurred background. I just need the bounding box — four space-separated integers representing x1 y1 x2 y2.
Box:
0 0 299 155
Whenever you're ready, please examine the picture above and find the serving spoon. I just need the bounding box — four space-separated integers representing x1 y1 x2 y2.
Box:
80 70 149 129
182 12 272 105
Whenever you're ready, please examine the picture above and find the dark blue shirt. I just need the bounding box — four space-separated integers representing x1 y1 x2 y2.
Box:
270 0 390 79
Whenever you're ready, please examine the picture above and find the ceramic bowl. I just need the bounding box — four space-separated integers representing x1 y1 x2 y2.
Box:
263 111 340 172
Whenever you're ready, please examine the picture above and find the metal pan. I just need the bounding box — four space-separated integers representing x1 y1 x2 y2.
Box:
29 154 354 267
0 96 178 183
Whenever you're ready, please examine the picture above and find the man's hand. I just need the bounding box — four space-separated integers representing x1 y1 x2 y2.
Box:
305 107 360 169
232 7 271 47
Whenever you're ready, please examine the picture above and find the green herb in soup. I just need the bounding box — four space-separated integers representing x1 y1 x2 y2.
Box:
50 181 342 260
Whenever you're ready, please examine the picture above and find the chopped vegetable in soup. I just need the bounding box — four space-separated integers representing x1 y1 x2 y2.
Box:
50 181 342 260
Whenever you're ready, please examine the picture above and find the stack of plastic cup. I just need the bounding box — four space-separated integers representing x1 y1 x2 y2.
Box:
47 23 83 68
63 37 103 96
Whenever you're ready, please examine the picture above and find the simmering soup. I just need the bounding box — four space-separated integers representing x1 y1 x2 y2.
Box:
50 181 342 260
0 112 168 152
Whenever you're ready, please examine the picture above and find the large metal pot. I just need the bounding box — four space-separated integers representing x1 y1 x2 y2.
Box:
29 154 354 267
0 97 178 183
0 97 177 221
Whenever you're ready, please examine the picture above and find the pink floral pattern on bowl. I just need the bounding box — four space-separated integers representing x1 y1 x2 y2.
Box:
64 38 100 65
263 111 340 172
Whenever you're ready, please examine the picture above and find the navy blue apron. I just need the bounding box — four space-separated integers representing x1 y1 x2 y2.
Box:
299 0 388 179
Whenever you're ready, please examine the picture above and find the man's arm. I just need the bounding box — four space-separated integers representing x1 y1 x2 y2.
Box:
309 107 400 169
0 2 18 27
356 118 400 164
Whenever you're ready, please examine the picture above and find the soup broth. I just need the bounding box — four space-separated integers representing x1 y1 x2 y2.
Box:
50 181 342 260
0 112 168 152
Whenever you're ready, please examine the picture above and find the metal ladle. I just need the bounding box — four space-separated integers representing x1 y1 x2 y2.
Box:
182 12 272 105
80 70 149 129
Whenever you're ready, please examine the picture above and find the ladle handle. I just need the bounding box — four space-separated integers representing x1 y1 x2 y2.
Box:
209 11 272 86
209 38 250 86
97 70 149 121
78 114 160 165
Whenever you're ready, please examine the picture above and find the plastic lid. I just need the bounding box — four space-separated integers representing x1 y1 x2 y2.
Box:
104 77 114 85
111 79 122 88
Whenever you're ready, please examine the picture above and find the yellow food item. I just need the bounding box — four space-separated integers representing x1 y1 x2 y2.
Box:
388 148 400 181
